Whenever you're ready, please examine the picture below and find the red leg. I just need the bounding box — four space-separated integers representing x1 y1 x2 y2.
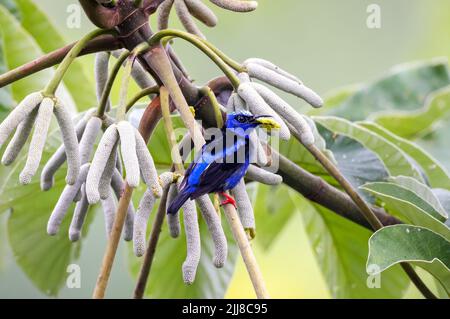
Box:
219 192 237 209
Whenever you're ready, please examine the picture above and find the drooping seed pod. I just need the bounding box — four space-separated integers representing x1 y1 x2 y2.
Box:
86 124 119 204
101 190 117 236
0 92 43 148
99 143 118 200
19 97 55 185
135 129 162 197
95 52 111 111
231 180 255 231
251 82 315 146
181 196 201 285
196 195 227 268
185 0 218 27
47 164 90 236
246 164 283 185
175 0 205 38
248 131 268 166
1 108 38 166
69 185 90 242
244 58 301 83
79 116 102 164
117 121 140 188
133 172 175 257
210 0 258 12
41 109 94 191
166 183 181 238
158 0 175 30
245 63 323 108
53 100 81 186
237 82 290 140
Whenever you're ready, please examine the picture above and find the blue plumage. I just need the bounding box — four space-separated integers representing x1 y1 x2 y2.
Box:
167 111 277 215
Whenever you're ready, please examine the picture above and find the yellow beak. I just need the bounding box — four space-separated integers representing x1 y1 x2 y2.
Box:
255 117 281 130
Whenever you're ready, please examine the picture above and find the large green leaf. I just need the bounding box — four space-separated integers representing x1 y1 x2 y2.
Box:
361 182 450 241
330 59 450 121
368 225 450 295
13 0 96 110
359 121 450 189
252 184 299 250
0 127 94 296
294 194 409 298
389 176 448 220
417 118 450 171
0 4 52 101
374 86 450 139
314 116 424 181
128 209 238 298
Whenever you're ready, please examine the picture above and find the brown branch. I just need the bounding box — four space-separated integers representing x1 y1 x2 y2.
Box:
0 35 122 89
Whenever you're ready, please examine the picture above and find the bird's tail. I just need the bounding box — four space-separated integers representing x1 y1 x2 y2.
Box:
167 189 191 215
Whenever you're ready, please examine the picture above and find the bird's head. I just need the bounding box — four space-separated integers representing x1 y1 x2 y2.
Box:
225 111 281 134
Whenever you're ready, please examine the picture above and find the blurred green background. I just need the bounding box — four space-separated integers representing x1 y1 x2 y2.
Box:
1 0 450 298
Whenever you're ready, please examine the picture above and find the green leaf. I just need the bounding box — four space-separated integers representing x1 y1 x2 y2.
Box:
313 116 424 181
295 194 409 298
330 59 450 121
14 0 96 110
252 184 298 250
389 176 448 220
367 225 450 295
374 86 450 139
0 4 52 101
0 128 94 296
317 124 389 198
128 211 238 298
361 182 450 241
359 121 450 189
308 84 361 116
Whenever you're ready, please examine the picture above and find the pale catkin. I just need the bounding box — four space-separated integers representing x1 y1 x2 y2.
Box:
1 108 38 166
86 124 119 204
175 0 205 38
133 188 158 257
158 0 175 30
117 121 140 188
124 203 135 242
237 83 291 140
231 180 255 230
182 197 201 285
40 111 91 191
246 165 283 185
167 183 181 238
47 164 90 236
79 116 102 164
116 151 123 175
99 143 118 200
69 185 90 242
19 97 54 185
249 131 268 166
101 190 116 237
196 195 227 268
54 100 81 185
0 92 43 147
209 0 258 12
135 130 162 197
251 82 315 145
246 63 323 108
244 58 302 83
185 0 218 27
95 52 111 111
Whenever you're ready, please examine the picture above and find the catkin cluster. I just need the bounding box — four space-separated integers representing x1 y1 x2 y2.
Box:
0 92 80 186
157 0 258 39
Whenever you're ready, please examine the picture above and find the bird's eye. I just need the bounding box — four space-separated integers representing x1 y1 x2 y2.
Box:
235 115 246 123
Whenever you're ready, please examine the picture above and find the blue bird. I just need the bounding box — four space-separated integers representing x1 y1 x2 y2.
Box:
167 111 280 215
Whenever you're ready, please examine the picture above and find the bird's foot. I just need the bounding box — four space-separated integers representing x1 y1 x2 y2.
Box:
219 192 237 209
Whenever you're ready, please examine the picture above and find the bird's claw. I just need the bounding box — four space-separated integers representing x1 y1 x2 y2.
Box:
219 192 237 209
